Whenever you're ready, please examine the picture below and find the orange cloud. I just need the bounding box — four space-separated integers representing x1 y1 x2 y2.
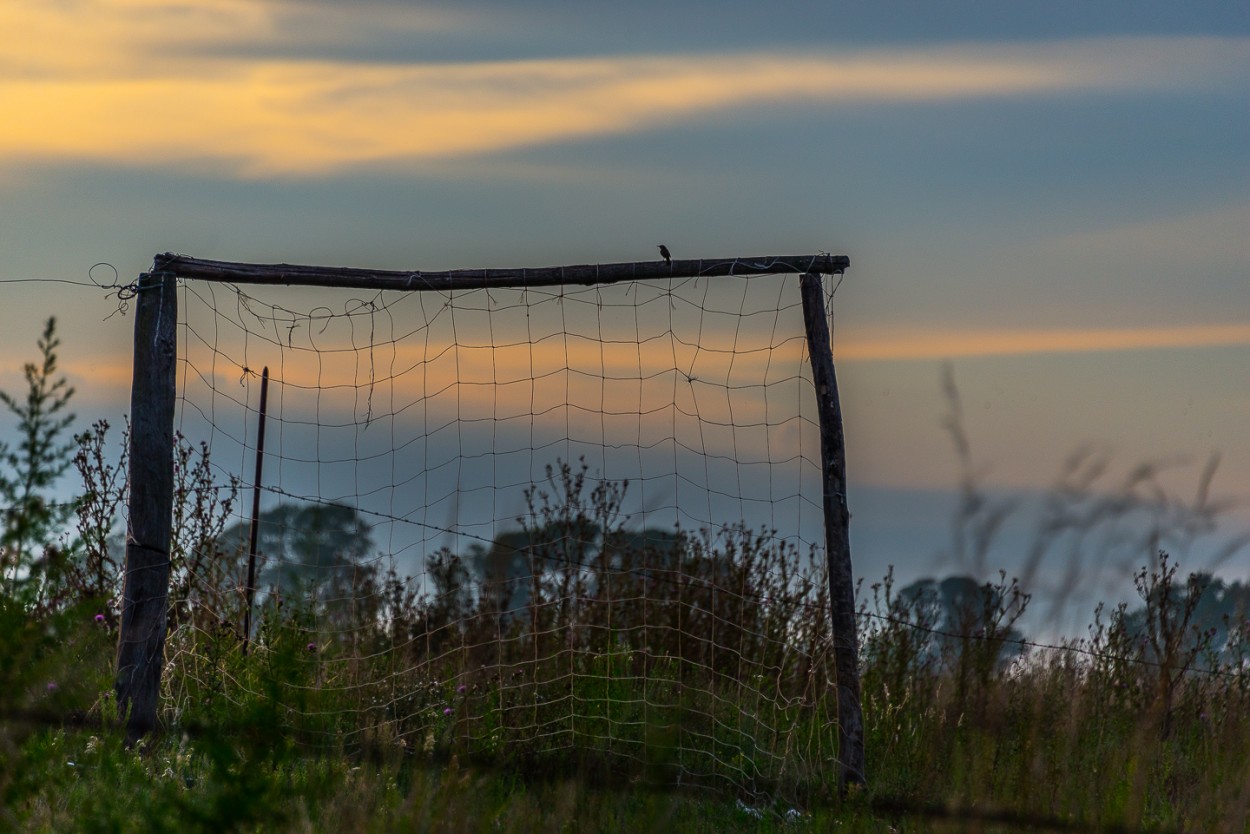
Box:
66 320 1250 404
2 2 1246 177
178 331 808 413
0 0 469 78
836 323 1250 361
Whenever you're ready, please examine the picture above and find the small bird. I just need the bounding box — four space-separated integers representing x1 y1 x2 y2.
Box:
657 244 672 266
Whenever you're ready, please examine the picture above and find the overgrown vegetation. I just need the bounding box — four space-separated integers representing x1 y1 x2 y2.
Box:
1 319 1248 832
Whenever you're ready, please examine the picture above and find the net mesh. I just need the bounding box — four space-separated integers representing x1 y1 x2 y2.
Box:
166 266 841 805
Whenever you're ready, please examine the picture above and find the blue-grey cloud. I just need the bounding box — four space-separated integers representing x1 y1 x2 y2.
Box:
5 28 1248 177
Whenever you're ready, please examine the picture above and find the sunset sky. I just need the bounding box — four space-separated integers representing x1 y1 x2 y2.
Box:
2 1 1247 616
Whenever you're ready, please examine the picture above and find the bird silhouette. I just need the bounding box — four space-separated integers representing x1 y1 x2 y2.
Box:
657 244 672 266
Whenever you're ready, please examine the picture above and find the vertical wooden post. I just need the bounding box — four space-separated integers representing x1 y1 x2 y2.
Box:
116 271 177 742
242 366 270 654
799 271 866 790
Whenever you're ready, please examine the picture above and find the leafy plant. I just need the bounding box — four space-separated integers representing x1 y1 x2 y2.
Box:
0 318 77 610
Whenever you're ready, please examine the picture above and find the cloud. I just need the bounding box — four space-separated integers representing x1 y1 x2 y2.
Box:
1044 203 1250 273
838 323 1250 361
65 321 1250 393
0 0 474 78
2 0 1247 177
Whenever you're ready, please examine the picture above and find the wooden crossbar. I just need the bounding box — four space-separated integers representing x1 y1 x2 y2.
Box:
151 252 849 291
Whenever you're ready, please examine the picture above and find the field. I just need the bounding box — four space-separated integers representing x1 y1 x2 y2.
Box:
3 320 1249 833
4 540 1249 833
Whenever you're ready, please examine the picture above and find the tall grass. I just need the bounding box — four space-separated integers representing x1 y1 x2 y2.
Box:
5 445 1249 832
2 331 1248 831
6 545 1248 832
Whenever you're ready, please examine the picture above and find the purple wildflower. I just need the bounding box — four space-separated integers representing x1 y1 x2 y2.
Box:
457 684 466 694
443 707 453 716
46 682 58 692
306 642 318 653
94 613 106 624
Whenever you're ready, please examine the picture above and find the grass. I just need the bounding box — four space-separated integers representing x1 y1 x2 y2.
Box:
1 375 1246 831
17 738 842 834
4 551 1249 834
5 459 1249 833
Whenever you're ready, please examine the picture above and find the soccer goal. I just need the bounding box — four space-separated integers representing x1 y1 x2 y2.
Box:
115 252 862 804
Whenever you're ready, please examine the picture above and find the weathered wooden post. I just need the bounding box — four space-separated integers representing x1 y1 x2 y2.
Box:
115 270 177 742
799 271 866 790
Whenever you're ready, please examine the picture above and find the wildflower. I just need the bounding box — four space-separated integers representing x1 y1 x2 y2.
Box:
94 613 106 624
457 684 466 694
306 642 318 653
443 707 453 716
47 682 58 692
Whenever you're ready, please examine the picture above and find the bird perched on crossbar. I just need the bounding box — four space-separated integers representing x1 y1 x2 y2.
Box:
657 244 672 266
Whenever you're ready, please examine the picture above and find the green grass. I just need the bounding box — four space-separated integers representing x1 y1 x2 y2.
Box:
16 735 849 834
5 430 1247 831
4 578 1249 834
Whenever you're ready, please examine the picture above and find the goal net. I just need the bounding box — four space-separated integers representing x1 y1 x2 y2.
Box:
166 260 842 806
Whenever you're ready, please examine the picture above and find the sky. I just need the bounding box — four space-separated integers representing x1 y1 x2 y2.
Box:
2 0 1247 624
